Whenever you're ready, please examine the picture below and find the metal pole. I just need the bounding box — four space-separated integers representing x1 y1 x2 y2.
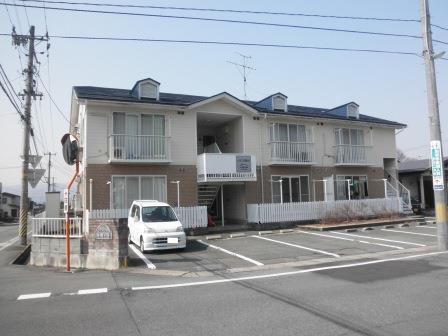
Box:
420 0 448 250
18 26 35 246
177 181 180 208
383 179 388 198
221 185 224 226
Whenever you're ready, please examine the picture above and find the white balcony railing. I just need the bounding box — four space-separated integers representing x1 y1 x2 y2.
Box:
197 153 257 183
109 134 171 162
335 145 369 165
269 141 314 164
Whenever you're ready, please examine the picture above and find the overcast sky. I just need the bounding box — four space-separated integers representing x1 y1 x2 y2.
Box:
0 0 447 200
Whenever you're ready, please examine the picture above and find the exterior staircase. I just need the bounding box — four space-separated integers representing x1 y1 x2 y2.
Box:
197 184 220 209
385 171 413 215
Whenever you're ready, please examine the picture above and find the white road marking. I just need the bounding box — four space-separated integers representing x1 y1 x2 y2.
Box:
331 231 427 247
252 235 340 258
358 240 403 250
78 288 108 295
416 226 437 229
129 244 156 270
0 230 32 252
381 229 437 237
297 230 403 250
197 240 264 266
131 250 448 291
17 292 51 300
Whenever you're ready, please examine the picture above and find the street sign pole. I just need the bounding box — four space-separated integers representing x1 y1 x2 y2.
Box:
420 0 448 250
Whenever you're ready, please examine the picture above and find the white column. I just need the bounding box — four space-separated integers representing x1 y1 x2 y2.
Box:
323 179 327 202
382 178 388 199
89 179 93 210
420 174 426 209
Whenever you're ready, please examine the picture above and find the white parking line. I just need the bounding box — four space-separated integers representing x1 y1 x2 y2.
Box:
129 244 156 269
78 288 108 295
381 229 437 237
17 292 51 300
331 231 426 247
415 226 437 230
358 240 403 250
197 240 264 266
131 251 448 291
297 230 403 250
297 230 354 241
252 235 340 258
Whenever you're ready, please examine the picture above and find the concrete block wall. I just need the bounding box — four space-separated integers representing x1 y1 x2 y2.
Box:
30 237 86 268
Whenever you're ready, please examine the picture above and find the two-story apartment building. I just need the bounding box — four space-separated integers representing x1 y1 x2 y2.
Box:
70 77 405 224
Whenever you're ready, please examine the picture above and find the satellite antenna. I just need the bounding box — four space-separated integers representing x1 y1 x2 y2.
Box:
227 52 256 99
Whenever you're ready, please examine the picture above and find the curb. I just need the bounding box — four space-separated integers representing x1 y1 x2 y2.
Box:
301 217 416 232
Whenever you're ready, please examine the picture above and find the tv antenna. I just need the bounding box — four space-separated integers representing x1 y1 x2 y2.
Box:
227 52 256 99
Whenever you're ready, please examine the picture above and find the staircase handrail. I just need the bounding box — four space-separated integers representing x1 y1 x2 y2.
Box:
385 170 411 207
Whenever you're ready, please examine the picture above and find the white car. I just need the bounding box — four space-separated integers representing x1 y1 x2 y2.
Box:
128 200 186 252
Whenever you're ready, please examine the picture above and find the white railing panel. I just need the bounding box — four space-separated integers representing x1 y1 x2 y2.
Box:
109 134 170 161
247 198 401 224
335 145 369 165
32 218 83 237
269 142 314 164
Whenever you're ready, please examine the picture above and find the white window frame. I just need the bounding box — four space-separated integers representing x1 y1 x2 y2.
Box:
110 175 167 209
335 175 368 200
271 175 310 203
334 127 365 146
112 112 167 136
138 81 159 100
269 123 310 143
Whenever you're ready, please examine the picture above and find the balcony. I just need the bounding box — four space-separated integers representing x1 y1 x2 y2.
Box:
109 134 171 163
334 145 370 165
197 153 257 183
269 141 315 165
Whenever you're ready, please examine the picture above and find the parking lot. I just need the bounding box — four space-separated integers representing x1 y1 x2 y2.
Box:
127 218 438 273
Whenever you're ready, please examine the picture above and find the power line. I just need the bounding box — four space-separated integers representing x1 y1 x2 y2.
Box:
0 33 424 58
9 0 424 23
12 0 448 34
4 2 448 45
36 73 70 124
0 63 23 109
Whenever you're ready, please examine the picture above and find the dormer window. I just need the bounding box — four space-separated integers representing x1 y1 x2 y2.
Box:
131 78 160 100
140 82 158 99
347 103 359 119
272 94 287 112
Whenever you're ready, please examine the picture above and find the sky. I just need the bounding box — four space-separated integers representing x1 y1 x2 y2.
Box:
0 0 447 201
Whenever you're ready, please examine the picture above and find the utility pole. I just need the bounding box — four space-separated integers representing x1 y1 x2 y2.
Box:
17 26 36 246
227 53 256 99
44 152 56 192
420 0 448 250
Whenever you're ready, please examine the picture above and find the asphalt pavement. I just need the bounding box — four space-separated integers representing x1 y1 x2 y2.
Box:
1 219 448 335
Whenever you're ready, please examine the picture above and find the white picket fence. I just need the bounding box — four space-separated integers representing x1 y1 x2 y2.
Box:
247 198 402 224
87 206 208 229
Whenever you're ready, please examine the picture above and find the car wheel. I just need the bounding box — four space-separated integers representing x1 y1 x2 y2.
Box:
140 237 145 253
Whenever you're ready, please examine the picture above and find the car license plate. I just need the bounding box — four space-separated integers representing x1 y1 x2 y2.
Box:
167 237 178 244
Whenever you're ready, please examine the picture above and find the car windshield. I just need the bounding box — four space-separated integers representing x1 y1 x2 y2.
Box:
142 206 178 223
